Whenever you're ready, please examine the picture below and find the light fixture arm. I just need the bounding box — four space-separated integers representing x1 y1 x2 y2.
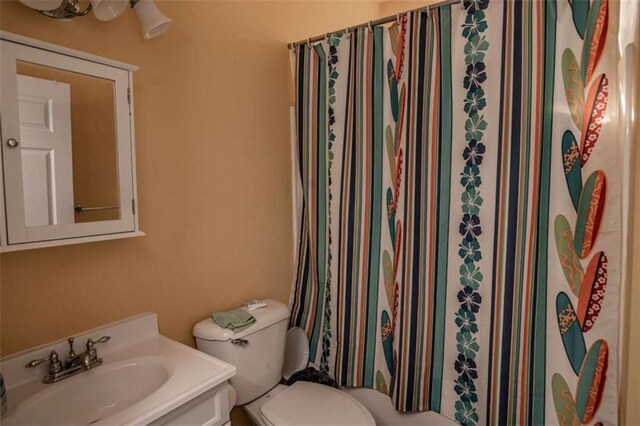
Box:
37 0 92 19
18 0 171 39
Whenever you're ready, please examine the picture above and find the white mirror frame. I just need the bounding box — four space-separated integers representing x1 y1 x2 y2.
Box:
0 31 144 252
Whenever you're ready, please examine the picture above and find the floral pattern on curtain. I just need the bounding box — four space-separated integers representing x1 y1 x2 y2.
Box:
290 1 619 425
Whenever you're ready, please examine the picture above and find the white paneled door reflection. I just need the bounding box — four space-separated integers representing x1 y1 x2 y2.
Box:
17 75 74 226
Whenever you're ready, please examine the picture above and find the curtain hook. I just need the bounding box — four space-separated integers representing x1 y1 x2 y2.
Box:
344 26 350 37
368 21 373 32
306 38 311 47
325 32 329 42
426 6 431 18
396 13 400 24
460 0 465 10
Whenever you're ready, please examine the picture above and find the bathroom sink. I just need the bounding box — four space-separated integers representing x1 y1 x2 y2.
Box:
1 313 236 425
7 357 172 425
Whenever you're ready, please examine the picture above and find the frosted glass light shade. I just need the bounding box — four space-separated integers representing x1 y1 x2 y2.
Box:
132 0 172 40
18 0 63 11
91 0 127 21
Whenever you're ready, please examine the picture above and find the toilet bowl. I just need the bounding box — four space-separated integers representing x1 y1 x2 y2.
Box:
192 299 375 426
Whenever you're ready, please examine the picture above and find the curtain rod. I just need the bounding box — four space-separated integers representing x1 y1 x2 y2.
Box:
288 0 463 49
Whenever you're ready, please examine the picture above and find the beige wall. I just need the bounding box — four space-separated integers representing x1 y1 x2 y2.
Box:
622 127 640 423
379 0 439 16
0 0 384 356
620 3 640 421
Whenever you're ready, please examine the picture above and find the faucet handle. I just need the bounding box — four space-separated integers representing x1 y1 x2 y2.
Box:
86 335 111 349
86 335 111 360
95 336 111 344
25 350 63 374
67 337 76 358
25 350 58 368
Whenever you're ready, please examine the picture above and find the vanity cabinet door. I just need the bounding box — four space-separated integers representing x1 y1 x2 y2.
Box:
0 39 137 246
149 383 231 426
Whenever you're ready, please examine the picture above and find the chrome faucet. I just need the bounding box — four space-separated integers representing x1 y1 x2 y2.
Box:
25 336 111 384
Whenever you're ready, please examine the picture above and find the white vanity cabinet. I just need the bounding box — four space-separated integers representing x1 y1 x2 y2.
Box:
150 382 231 426
0 32 144 252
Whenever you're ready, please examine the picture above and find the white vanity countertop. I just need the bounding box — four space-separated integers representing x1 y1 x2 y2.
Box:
1 313 236 425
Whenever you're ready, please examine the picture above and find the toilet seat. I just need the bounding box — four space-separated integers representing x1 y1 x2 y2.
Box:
259 381 375 426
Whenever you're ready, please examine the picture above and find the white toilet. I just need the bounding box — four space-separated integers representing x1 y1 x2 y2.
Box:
192 299 375 426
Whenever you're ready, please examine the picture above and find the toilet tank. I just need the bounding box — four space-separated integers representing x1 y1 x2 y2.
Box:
193 299 290 405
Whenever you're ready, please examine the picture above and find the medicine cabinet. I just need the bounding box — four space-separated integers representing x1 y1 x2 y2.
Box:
0 32 144 251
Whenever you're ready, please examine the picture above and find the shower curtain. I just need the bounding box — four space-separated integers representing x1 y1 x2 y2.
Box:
290 1 620 425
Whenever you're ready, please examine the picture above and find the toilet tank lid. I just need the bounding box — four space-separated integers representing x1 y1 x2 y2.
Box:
192 299 290 341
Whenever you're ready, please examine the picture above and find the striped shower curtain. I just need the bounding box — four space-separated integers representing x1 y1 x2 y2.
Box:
290 1 620 424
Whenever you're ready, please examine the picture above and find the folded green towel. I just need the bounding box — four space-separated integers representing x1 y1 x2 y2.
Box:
211 309 256 333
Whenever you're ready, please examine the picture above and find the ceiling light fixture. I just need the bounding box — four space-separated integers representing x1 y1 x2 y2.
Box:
18 0 172 39
130 0 172 40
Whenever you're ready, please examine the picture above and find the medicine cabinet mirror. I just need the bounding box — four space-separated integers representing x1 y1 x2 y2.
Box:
0 32 144 251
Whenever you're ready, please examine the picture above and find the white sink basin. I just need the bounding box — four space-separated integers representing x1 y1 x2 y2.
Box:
1 313 236 425
8 357 172 425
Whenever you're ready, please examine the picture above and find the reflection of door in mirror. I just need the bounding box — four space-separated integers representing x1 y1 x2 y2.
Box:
17 75 75 227
16 61 120 224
